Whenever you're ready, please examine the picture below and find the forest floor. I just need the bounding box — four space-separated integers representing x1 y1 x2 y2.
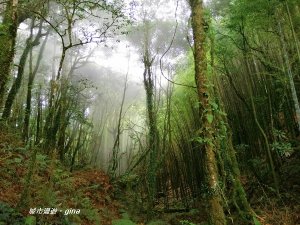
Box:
0 128 299 225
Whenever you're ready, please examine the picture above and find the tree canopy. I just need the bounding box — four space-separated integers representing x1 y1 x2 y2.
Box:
0 0 299 224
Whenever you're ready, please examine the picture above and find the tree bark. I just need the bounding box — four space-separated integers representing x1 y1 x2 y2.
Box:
142 20 159 216
278 21 300 133
189 1 226 224
23 28 50 141
2 18 44 119
0 0 19 107
109 66 128 177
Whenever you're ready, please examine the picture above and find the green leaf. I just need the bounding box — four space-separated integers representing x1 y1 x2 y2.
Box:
25 216 36 225
253 217 262 225
206 114 214 124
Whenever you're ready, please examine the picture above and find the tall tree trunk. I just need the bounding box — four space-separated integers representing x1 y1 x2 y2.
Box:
109 66 128 177
2 18 44 119
0 0 19 107
43 45 68 151
278 21 300 133
210 34 254 221
35 85 42 144
142 20 159 216
23 28 49 141
189 1 226 224
70 125 83 172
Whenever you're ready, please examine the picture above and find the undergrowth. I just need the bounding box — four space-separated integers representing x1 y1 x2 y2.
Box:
0 129 120 225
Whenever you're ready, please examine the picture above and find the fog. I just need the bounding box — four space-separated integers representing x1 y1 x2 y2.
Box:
4 0 191 174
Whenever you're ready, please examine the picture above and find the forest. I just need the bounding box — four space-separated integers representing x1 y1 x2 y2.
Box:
0 0 299 224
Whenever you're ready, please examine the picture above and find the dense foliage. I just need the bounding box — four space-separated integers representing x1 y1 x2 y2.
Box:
0 0 299 224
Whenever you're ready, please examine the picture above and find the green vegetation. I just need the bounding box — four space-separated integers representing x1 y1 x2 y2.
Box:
0 0 300 225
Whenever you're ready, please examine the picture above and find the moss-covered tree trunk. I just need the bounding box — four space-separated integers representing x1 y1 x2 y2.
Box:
210 33 254 222
189 1 226 224
0 0 19 107
142 20 159 217
2 18 45 119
